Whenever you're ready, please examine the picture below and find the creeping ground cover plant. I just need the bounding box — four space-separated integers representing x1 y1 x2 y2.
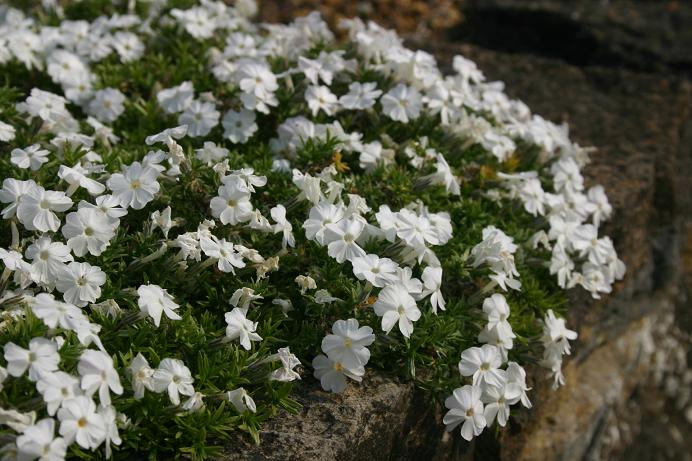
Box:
0 0 625 458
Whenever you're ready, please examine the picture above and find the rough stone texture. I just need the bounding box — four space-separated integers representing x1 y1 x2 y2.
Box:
260 0 463 36
219 2 692 460
453 0 692 76
222 375 418 461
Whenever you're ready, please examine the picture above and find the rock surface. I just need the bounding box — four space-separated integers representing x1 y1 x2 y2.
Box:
220 2 692 460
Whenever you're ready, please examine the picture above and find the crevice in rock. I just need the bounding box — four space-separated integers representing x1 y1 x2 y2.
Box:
447 3 692 77
448 7 619 68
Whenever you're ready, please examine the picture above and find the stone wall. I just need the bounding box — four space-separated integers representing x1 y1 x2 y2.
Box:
220 2 692 459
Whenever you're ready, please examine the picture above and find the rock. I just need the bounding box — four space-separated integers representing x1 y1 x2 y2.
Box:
219 3 692 460
452 0 692 76
259 0 463 36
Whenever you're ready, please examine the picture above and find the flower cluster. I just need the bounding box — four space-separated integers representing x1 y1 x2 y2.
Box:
312 318 375 392
444 293 534 441
0 0 624 458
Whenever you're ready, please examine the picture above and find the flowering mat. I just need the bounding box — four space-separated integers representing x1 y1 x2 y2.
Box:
0 1 625 459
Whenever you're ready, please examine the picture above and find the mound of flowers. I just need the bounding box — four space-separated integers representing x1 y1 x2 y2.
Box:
0 1 624 459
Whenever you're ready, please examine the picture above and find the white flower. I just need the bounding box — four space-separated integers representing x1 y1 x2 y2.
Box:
127 353 154 400
80 194 128 223
61 208 116 257
394 266 424 295
4 338 60 381
137 284 182 327
87 89 126 123
36 371 81 416
171 7 217 39
372 284 421 338
443 385 487 441
178 100 220 137
518 178 546 216
272 298 294 317
587 185 612 228
0 120 16 142
200 236 246 273
541 309 577 357
477 325 514 362
78 350 123 406
107 162 160 210
229 287 263 309
482 293 513 340
210 182 253 225
46 49 90 88
571 224 610 265
225 307 262 350
268 347 301 382
453 55 485 82
380 84 422 123
303 201 345 245
458 344 504 388
182 392 205 412
226 388 256 413
292 169 323 204
395 209 440 248
305 85 338 116
0 178 37 219
420 266 445 313
351 254 399 288
145 125 188 146
321 318 375 370
16 418 67 461
481 372 521 427
0 248 29 275
236 59 278 104
25 236 73 285
339 81 382 110
0 408 37 433
157 81 194 113
270 204 295 248
150 206 173 238
57 396 106 449
30 294 83 331
312 354 364 393
314 289 341 304
112 31 144 62
358 140 394 172
58 164 106 196
150 358 195 405
223 168 267 192
99 404 122 458
295 275 317 294
17 185 73 233
11 144 50 171
471 225 521 290
422 153 460 195
324 218 366 263
481 130 516 162
17 88 77 133
249 210 272 232
506 362 532 408
55 262 106 307
551 157 583 195
222 109 258 143
196 141 229 166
